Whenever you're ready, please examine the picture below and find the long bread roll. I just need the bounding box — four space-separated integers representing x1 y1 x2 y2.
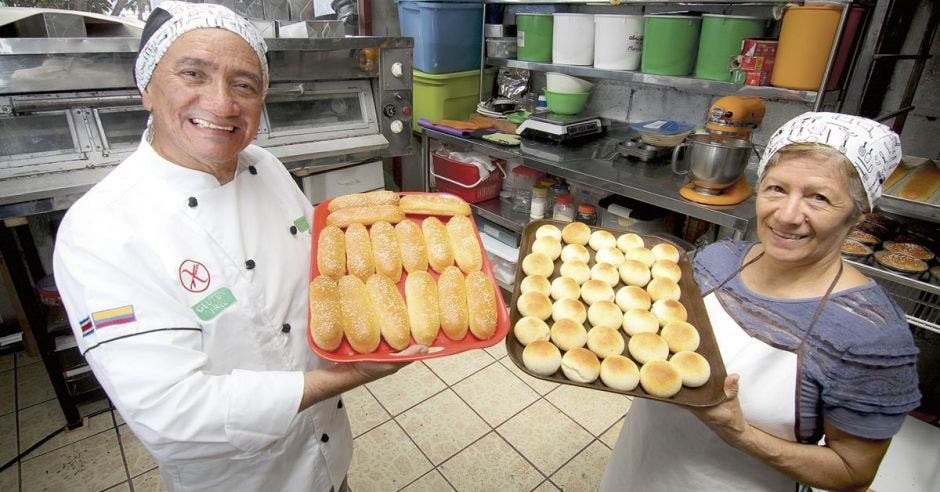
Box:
337 275 381 353
316 224 346 279
328 190 399 212
898 164 940 201
326 204 405 227
365 274 411 350
438 266 469 341
466 270 497 340
446 215 483 273
395 220 428 273
400 194 471 216
308 275 343 351
345 223 374 281
422 217 454 273
369 221 402 282
405 271 440 345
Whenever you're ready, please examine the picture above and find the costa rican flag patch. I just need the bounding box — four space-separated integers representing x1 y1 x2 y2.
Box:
79 317 94 337
91 305 137 329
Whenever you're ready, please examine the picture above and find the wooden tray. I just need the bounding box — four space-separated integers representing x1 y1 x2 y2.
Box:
504 219 728 407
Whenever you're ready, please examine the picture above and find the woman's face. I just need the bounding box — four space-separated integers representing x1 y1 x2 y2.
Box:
756 154 858 267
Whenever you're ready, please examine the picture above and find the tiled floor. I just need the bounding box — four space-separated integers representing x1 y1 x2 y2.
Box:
1 345 632 491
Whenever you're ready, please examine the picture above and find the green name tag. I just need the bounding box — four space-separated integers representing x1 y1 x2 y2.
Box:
294 216 310 233
192 287 236 321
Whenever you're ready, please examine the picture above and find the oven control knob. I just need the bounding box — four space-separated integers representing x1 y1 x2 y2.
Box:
383 104 397 117
390 120 404 133
391 62 404 78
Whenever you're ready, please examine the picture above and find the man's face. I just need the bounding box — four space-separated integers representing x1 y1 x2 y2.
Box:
142 28 264 177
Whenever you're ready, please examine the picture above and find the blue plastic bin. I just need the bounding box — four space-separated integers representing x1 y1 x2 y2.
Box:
397 1 484 74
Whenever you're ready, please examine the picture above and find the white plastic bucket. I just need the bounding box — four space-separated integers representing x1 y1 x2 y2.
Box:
552 13 595 65
594 14 644 70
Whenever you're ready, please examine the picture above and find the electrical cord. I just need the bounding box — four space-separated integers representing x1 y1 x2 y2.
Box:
0 404 114 473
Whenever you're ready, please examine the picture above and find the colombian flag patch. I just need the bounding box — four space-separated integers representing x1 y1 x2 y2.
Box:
91 305 136 329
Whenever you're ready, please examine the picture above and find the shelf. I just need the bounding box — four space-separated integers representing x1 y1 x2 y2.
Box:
845 259 940 297
470 198 531 233
484 0 823 3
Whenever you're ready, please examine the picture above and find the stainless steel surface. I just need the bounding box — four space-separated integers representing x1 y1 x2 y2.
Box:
813 3 850 111
671 134 753 189
877 195 940 223
470 198 531 233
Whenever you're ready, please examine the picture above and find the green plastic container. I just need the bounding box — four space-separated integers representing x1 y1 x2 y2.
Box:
544 90 590 115
412 68 496 132
641 15 702 76
694 14 768 81
517 14 553 62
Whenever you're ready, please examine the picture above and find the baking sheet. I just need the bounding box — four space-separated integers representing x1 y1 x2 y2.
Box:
504 219 728 407
880 160 940 222
308 192 510 362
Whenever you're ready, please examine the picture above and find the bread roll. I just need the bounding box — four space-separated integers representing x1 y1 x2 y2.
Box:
660 321 700 353
628 332 669 364
646 278 681 302
551 318 588 351
650 260 682 283
590 262 620 288
365 274 411 350
616 233 644 251
580 279 615 306
561 347 601 383
327 204 405 227
623 247 655 268
589 230 617 251
395 220 428 273
651 242 681 263
523 340 562 376
521 275 552 297
561 244 591 263
446 215 483 274
316 225 346 280
423 217 454 273
618 260 651 287
622 309 660 336
522 252 555 277
552 298 587 324
550 276 581 301
466 270 498 340
561 222 591 245
639 360 682 398
560 260 591 285
329 190 399 212
532 236 562 261
400 194 471 216
308 276 343 351
514 316 550 346
345 223 374 281
616 286 652 312
651 299 688 326
370 221 402 282
518 292 553 320
587 300 623 330
587 326 625 359
535 224 563 241
600 355 640 391
405 271 440 345
338 275 381 353
670 351 711 388
595 247 625 266
437 266 469 341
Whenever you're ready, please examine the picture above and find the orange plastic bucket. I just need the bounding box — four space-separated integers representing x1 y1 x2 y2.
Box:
770 5 842 90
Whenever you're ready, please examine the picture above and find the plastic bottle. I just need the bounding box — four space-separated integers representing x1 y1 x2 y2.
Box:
530 185 549 219
552 194 575 222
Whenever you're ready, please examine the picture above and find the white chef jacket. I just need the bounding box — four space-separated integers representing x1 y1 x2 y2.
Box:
53 139 352 492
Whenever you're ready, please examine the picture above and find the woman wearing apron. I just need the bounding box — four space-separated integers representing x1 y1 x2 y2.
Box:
601 113 921 491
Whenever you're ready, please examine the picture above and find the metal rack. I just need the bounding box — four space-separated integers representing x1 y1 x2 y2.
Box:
846 259 940 335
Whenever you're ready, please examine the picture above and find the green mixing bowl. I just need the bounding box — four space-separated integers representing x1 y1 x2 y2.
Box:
544 89 590 115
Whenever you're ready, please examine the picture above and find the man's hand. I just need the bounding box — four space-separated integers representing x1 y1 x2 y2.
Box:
687 373 752 448
350 344 429 381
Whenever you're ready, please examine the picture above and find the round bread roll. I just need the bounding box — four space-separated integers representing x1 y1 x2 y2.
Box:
552 298 587 324
550 318 588 351
560 260 591 285
660 321 700 353
522 252 555 277
595 247 625 266
639 360 683 398
600 355 640 391
523 340 562 376
587 300 623 329
616 233 645 251
514 316 551 346
517 292 553 320
628 332 669 364
550 276 581 301
623 247 655 268
590 262 620 288
560 347 601 383
647 277 681 302
622 309 660 336
580 279 615 306
651 299 688 326
520 275 552 297
670 351 711 387
535 224 562 241
650 260 682 283
561 244 591 263
651 242 681 263
587 326 626 359
618 260 651 287
616 286 652 312
561 222 591 245
589 230 617 251
532 236 562 261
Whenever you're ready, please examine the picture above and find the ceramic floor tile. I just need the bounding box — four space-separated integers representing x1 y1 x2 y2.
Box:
20 429 127 492
114 409 126 426
0 464 18 492
497 399 593 476
0 353 12 372
18 399 114 458
15 353 41 367
545 384 632 436
0 370 13 416
498 356 560 396
132 468 167 492
599 417 625 449
365 362 446 416
438 432 543 492
343 385 391 438
400 470 455 492
396 389 490 465
548 440 612 491
452 363 539 427
533 480 561 491
104 481 131 491
118 425 157 478
348 420 433 492
484 341 507 360
16 362 55 410
422 349 494 386
0 413 16 464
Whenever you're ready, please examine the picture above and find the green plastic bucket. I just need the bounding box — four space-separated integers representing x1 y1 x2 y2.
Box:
641 15 702 76
694 14 768 81
517 14 553 62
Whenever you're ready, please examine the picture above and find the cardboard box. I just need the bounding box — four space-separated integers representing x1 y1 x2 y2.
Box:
740 38 778 58
731 69 770 86
730 55 775 72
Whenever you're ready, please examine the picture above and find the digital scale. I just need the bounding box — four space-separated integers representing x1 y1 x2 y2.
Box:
516 113 604 143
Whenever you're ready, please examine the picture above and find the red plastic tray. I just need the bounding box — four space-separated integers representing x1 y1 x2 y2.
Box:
308 191 510 362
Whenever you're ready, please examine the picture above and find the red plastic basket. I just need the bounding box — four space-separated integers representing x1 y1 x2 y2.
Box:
431 153 505 203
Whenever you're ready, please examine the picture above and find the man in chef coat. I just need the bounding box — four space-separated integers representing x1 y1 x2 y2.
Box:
52 2 423 490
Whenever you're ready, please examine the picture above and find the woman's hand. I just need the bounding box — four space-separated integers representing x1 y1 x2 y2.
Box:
688 373 754 448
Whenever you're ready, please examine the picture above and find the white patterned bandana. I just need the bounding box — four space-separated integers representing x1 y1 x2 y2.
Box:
134 1 268 94
758 112 902 210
